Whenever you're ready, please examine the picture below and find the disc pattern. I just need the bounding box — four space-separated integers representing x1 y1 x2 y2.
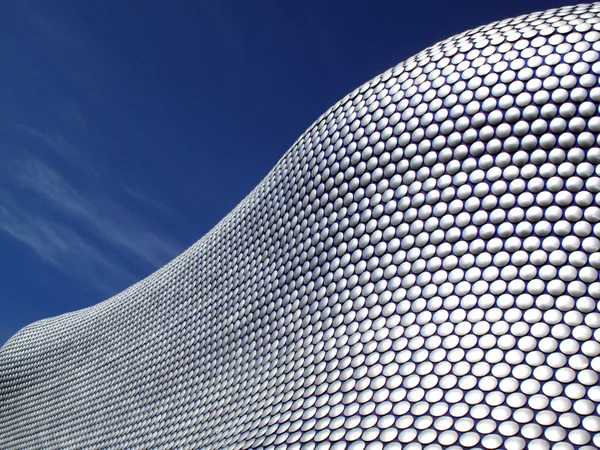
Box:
2 3 600 449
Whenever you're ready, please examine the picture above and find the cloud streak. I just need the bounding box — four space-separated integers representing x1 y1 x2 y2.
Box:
8 123 100 178
122 184 173 216
12 155 182 268
0 193 134 295
12 123 78 160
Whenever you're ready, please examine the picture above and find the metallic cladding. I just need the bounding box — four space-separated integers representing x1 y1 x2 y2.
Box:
2 3 600 449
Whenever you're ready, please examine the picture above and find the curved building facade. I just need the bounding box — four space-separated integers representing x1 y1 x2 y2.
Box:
2 3 600 449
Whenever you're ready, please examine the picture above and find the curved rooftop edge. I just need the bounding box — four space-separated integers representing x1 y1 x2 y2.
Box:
2 3 600 449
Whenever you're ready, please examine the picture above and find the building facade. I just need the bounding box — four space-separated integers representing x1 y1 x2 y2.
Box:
1 3 600 449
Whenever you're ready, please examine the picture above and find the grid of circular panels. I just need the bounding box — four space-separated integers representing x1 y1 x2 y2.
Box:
2 3 600 450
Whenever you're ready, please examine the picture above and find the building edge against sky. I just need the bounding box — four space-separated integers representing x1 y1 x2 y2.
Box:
2 2 600 449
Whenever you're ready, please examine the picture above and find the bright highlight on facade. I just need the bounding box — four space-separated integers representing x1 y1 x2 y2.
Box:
2 3 600 449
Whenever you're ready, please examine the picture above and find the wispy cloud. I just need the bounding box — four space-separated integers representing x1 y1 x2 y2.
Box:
0 202 65 266
122 184 173 216
12 123 78 160
11 155 182 268
59 101 87 134
0 192 134 295
7 123 100 178
16 156 94 220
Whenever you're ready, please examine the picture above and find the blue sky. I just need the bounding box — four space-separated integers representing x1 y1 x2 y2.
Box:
0 0 566 346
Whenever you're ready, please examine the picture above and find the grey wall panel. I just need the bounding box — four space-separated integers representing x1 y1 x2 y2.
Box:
2 3 600 449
